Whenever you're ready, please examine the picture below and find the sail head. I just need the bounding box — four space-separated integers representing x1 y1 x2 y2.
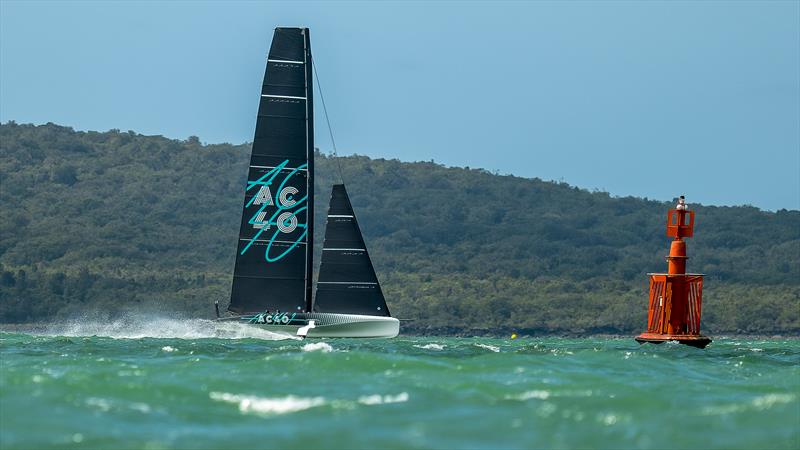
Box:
314 184 391 317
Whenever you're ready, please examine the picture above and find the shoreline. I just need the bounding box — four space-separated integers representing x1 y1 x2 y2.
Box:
1 322 797 339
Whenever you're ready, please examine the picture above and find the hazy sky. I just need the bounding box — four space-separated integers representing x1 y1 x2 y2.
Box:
1 1 798 210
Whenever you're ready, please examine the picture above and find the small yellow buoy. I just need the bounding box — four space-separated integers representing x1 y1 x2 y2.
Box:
511 333 518 340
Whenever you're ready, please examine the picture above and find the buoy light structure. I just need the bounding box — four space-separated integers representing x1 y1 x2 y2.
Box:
635 196 712 348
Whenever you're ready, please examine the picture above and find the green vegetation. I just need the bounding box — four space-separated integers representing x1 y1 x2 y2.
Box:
1 122 798 334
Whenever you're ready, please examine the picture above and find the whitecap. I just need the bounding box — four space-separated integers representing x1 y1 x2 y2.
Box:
302 342 333 353
550 348 574 356
42 368 64 378
506 390 550 401
752 393 796 410
357 393 409 405
209 392 325 415
701 404 746 415
599 413 619 426
701 393 797 416
474 343 500 353
129 402 151 414
85 397 112 412
161 346 176 353
413 343 445 350
536 402 557 418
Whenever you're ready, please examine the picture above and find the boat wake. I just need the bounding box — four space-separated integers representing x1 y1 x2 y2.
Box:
30 315 294 341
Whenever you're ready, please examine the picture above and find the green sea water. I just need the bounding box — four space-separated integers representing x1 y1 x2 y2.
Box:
1 319 798 450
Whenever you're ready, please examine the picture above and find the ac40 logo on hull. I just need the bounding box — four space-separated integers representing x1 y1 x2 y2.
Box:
244 312 297 325
241 159 307 262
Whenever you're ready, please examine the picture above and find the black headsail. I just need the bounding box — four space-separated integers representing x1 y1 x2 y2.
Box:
229 28 314 314
314 184 390 316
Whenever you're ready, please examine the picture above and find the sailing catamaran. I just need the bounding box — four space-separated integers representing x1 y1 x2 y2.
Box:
217 27 399 338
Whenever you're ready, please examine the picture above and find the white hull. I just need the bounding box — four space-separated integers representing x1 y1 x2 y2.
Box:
221 312 399 339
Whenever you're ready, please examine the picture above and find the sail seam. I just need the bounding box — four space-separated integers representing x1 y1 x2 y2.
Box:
249 165 308 171
232 275 308 280
268 59 304 64
258 114 307 120
238 239 307 245
261 94 307 100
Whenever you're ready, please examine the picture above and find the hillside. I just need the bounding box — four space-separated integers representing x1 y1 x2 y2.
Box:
1 122 798 334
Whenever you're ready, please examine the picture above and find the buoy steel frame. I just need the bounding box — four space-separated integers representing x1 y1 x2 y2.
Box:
635 197 712 349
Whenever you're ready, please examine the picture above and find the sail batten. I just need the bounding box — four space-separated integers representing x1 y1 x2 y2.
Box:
314 184 391 317
228 27 314 314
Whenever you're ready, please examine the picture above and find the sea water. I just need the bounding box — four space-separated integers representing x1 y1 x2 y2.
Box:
1 320 798 449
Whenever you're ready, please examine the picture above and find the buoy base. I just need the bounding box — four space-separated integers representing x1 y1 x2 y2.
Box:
635 332 712 349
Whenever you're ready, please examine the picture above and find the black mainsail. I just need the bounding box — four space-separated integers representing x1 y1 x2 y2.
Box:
314 184 391 316
229 28 314 314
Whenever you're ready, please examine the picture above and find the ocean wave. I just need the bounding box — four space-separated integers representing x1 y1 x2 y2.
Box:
751 393 797 409
413 343 445 350
506 390 550 401
701 393 797 416
474 343 501 353
85 397 152 414
302 342 333 352
357 393 409 405
3 335 797 449
210 392 326 415
210 391 409 415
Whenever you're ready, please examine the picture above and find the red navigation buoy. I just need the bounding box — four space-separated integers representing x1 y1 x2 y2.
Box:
635 196 712 348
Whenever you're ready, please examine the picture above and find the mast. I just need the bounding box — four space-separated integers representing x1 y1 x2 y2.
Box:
303 29 314 313
228 27 314 314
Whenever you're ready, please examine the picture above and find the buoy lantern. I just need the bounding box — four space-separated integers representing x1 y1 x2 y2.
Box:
635 196 712 348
